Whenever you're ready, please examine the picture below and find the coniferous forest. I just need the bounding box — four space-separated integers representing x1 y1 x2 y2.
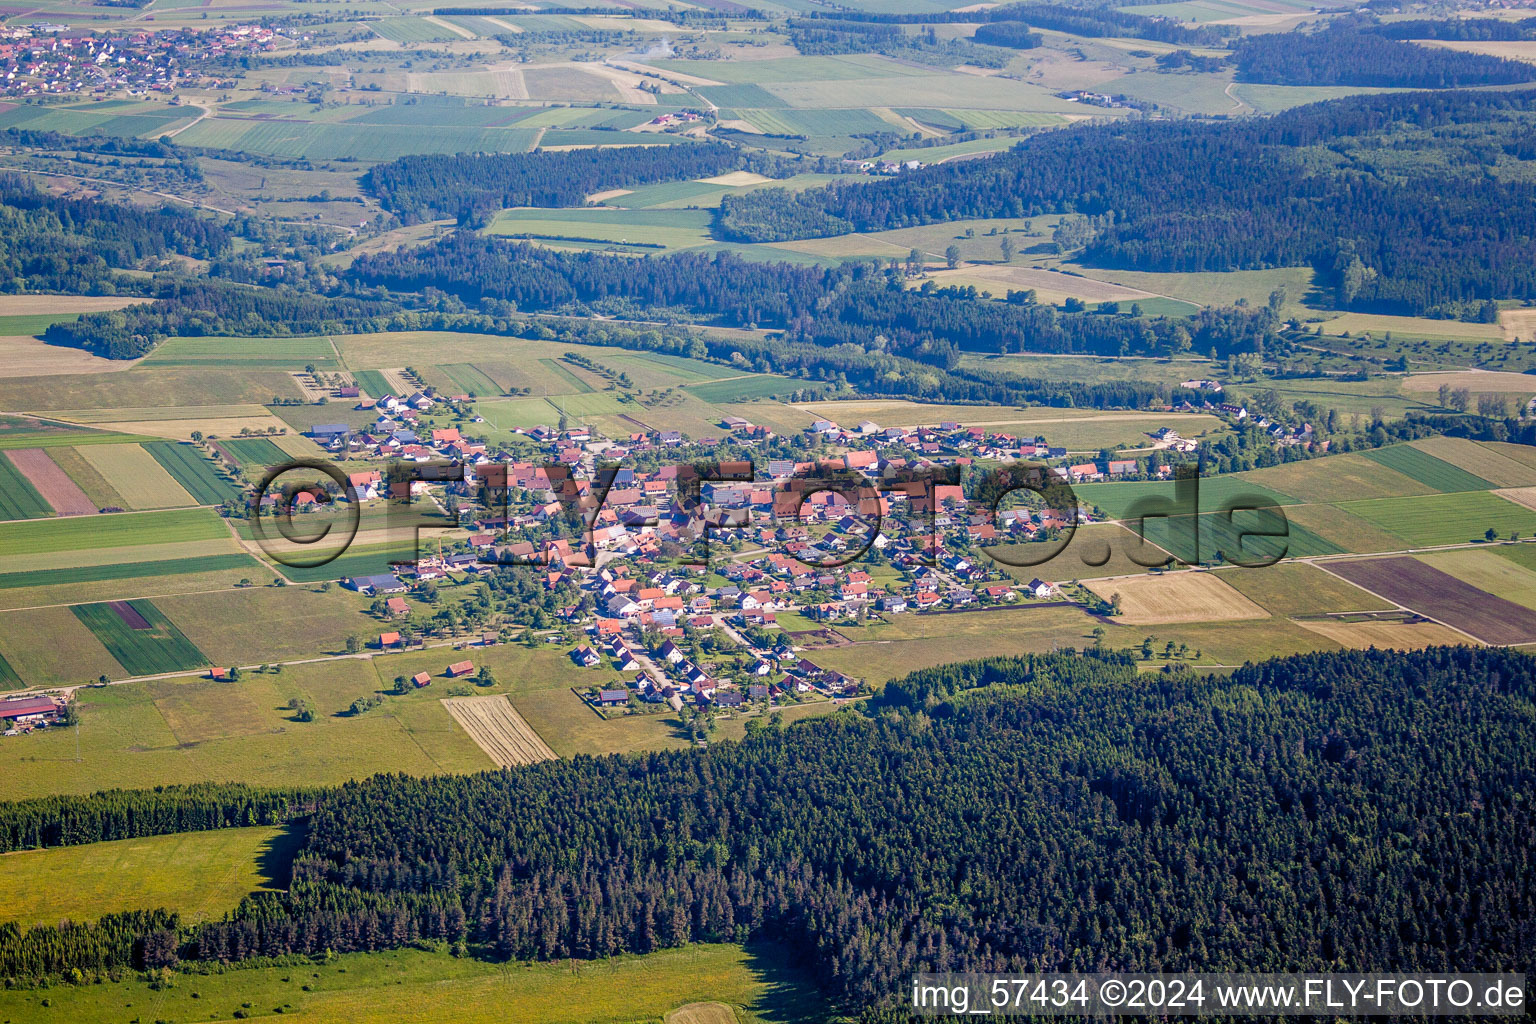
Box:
1233 25 1536 88
717 89 1536 318
0 647 1530 1018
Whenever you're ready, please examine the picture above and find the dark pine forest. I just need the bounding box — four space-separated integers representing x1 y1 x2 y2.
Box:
0 647 1530 1019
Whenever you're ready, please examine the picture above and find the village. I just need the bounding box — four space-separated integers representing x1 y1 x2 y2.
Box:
262 374 1288 722
0 23 274 98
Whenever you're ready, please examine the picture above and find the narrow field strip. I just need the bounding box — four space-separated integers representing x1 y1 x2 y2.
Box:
6 447 96 515
0 452 53 520
0 553 262 591
442 694 557 766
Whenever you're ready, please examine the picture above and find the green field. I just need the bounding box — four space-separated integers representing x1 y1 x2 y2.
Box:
880 135 1031 163
737 107 894 137
0 312 83 335
538 357 596 394
141 335 339 369
685 374 806 403
271 546 408 584
0 429 153 450
0 507 228 558
369 15 457 42
0 942 828 1024
175 118 539 162
601 179 730 209
437 362 502 396
1139 509 1343 565
352 368 394 399
0 452 52 520
0 552 262 591
1077 476 1298 521
897 108 1068 131
1336 492 1536 548
71 598 209 676
219 436 290 470
486 208 716 250
1360 444 1496 493
0 825 297 929
0 650 19 689
0 101 189 138
143 441 240 505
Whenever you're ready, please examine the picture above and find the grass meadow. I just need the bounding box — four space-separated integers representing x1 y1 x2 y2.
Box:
0 825 297 929
0 942 829 1024
1336 492 1536 548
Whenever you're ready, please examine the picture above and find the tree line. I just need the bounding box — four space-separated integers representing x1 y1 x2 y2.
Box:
45 280 394 360
0 647 1530 1017
716 88 1536 318
0 783 310 854
362 143 794 225
345 232 1279 366
796 3 1230 46
1372 16 1536 41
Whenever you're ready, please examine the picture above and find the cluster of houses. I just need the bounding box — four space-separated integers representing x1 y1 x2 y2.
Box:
574 628 857 714
648 111 702 127
0 24 275 97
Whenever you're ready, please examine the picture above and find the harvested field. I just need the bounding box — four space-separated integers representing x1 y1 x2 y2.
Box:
442 694 557 766
1402 369 1536 395
1216 561 1392 617
0 296 147 316
0 335 135 378
1495 487 1536 512
6 447 96 515
1083 571 1269 625
1321 556 1536 645
78 443 197 509
36 445 123 510
1483 441 1536 471
919 265 1163 305
1293 617 1473 651
1242 453 1430 503
699 171 772 186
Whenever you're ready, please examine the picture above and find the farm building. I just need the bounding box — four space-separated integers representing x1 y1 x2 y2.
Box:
384 597 410 616
348 573 406 595
446 660 475 677
0 696 60 724
412 672 432 688
378 632 401 649
309 423 351 441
